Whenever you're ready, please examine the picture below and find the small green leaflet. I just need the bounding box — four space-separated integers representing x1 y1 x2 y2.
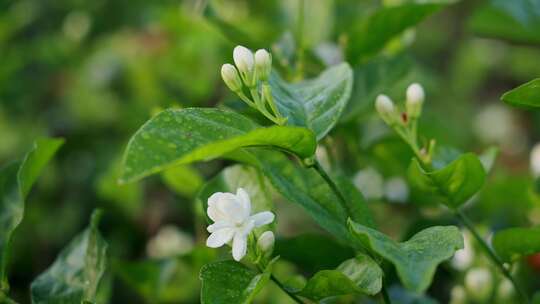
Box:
408 153 486 210
296 253 383 300
0 138 64 292
31 210 108 304
199 260 271 304
120 108 316 183
269 63 353 140
346 0 457 63
501 78 540 108
349 220 463 292
493 226 540 262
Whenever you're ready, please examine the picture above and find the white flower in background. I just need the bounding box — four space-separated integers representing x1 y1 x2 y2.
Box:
497 278 514 300
254 49 272 81
383 176 409 203
465 267 493 301
452 230 475 270
146 225 194 258
206 188 275 261
530 143 540 178
257 231 275 253
449 285 467 304
405 83 424 119
221 63 243 92
353 167 384 200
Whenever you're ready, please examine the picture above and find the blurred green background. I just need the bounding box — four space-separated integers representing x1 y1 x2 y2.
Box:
1 0 540 303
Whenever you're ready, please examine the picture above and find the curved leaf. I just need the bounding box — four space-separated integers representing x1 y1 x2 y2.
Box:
31 210 108 304
120 108 316 183
269 63 353 140
0 138 64 291
493 226 540 262
349 220 463 292
408 153 486 209
297 253 383 300
501 78 540 108
200 260 270 304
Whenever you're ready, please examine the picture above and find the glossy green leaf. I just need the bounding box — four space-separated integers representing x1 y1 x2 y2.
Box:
407 153 486 209
346 1 456 63
492 226 540 262
200 260 270 304
348 220 463 292
275 234 354 273
254 150 375 247
501 78 540 108
0 138 64 291
115 247 215 303
469 0 540 45
31 210 108 304
269 63 353 140
343 54 415 121
297 253 383 300
120 108 316 183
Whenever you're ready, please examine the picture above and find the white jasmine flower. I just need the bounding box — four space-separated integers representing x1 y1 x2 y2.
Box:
233 45 254 73
375 94 395 125
497 278 514 299
406 83 424 119
449 285 467 304
452 230 475 270
530 143 540 178
254 49 272 81
257 231 275 253
206 188 275 261
353 167 384 200
383 176 409 203
146 225 194 258
221 63 243 92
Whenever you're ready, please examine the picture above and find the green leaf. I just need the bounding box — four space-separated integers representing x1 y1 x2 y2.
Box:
120 108 316 183
407 153 486 209
469 0 540 45
348 221 463 292
31 210 108 304
346 1 456 63
254 150 375 247
275 234 354 273
297 253 383 300
200 260 271 304
269 63 353 140
492 226 540 262
501 78 540 108
0 138 64 290
343 54 415 121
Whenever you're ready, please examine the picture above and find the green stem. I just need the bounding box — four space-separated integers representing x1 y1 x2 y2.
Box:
312 160 352 217
270 274 306 304
454 210 529 303
380 284 392 304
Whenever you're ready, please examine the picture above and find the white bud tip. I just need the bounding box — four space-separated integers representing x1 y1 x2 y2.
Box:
233 45 254 72
406 83 425 104
375 94 394 114
255 49 271 66
257 231 275 252
221 63 237 77
530 143 540 177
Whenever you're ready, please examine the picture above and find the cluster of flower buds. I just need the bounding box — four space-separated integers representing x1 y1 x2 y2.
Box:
221 45 286 125
375 83 434 165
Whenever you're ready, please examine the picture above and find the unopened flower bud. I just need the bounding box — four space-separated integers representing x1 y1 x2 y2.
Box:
233 45 256 86
255 49 272 81
257 231 275 253
406 83 424 119
221 64 243 92
465 267 493 301
375 94 396 125
530 143 540 178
